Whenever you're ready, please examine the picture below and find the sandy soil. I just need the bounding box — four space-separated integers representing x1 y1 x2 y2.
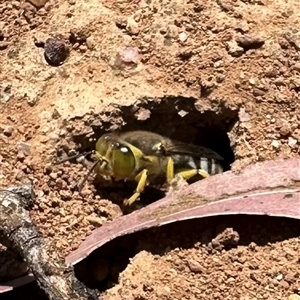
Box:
0 0 299 299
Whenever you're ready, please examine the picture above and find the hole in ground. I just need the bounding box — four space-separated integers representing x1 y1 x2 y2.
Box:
71 96 238 206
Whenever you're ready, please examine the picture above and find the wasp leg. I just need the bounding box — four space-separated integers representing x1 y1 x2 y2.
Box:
175 169 210 180
123 169 148 206
166 157 175 183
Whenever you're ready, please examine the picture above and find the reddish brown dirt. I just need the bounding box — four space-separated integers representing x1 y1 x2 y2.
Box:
0 0 299 299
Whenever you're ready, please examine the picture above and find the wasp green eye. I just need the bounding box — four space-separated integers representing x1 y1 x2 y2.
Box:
95 135 111 155
112 145 135 177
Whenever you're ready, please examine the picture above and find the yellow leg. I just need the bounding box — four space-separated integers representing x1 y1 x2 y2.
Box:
123 169 148 206
176 168 210 180
166 157 175 183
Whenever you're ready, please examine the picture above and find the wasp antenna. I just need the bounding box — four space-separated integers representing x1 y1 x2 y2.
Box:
77 159 100 192
54 151 92 165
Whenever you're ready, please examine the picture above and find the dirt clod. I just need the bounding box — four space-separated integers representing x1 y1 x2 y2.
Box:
226 41 244 57
235 34 265 49
211 228 240 250
3 126 14 137
44 37 69 66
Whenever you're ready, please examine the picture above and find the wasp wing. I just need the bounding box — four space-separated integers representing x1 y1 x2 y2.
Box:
119 131 224 161
162 140 224 161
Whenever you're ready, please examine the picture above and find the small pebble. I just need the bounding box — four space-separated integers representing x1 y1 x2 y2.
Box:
17 151 25 161
248 242 257 251
40 136 49 143
276 273 283 280
179 32 188 42
44 37 69 66
16 142 31 155
3 126 13 137
288 137 297 147
0 85 12 103
249 77 256 85
285 273 295 284
86 215 104 227
27 97 38 106
187 259 203 273
15 170 26 180
126 17 139 35
271 140 280 148
235 34 265 49
135 108 151 120
239 108 251 122
118 47 139 64
51 197 60 207
279 280 290 289
279 124 291 136
52 109 61 119
226 41 244 57
44 163 53 173
178 110 188 117
86 36 95 50
0 42 9 50
58 129 67 137
49 132 59 142
49 172 58 180
59 190 72 200
113 47 139 69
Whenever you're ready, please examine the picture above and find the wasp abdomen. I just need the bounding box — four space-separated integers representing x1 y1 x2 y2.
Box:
199 157 223 175
172 155 223 176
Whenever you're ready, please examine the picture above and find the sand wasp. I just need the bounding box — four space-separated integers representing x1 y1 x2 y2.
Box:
56 130 224 206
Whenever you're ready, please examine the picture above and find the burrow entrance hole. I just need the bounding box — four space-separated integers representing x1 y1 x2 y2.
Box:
70 96 238 205
69 97 239 289
73 97 238 168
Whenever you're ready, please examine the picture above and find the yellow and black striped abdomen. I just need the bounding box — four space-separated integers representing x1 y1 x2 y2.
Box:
172 154 223 176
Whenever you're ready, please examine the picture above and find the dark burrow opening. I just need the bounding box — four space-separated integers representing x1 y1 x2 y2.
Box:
68 96 238 207
73 215 300 293
73 97 237 167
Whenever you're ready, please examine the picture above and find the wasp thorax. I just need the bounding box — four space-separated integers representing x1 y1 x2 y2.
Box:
152 142 166 155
